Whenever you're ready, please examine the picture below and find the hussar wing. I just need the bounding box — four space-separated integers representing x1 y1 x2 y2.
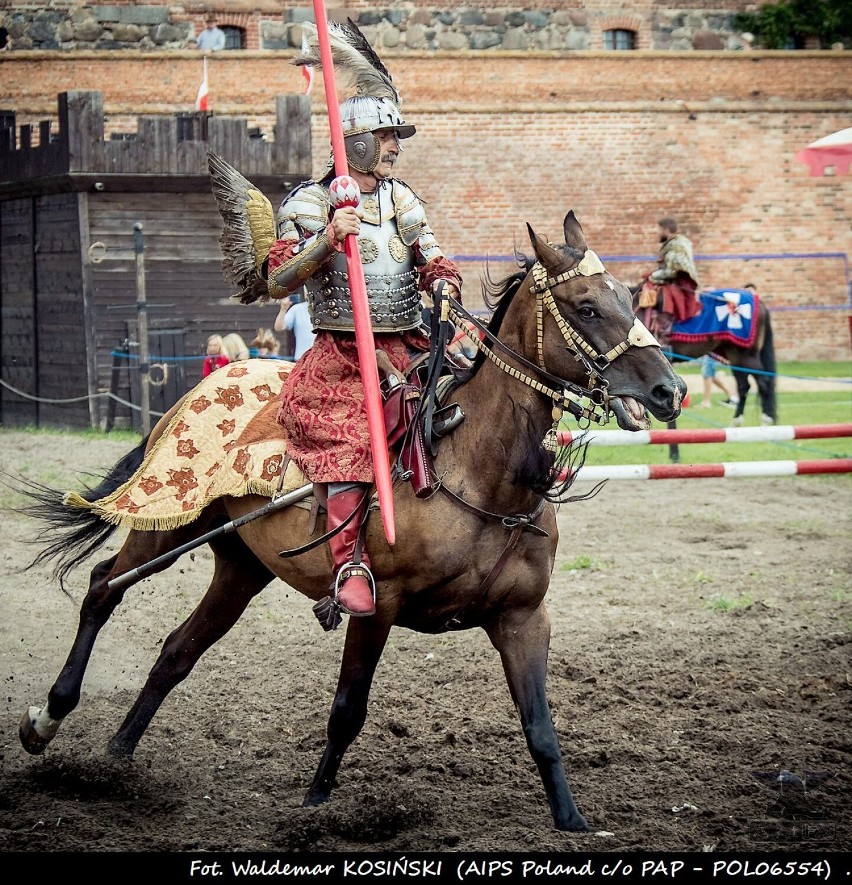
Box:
207 151 275 304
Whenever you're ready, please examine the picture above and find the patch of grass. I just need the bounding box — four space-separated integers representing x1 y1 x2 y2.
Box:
1 425 140 444
560 554 602 572
707 593 754 612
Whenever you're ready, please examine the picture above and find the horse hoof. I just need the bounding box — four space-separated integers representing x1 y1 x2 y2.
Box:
556 812 589 832
761 414 774 426
731 416 743 428
106 736 136 759
19 707 52 755
302 790 331 808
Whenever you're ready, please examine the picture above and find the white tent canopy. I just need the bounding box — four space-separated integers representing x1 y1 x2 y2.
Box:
795 126 852 176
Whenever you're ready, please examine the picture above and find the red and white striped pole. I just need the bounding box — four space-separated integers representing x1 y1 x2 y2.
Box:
558 423 852 448
563 459 852 482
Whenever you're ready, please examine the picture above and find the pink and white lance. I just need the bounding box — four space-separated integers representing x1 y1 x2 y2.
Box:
311 0 396 545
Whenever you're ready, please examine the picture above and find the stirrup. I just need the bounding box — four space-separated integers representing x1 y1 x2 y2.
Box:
333 561 376 617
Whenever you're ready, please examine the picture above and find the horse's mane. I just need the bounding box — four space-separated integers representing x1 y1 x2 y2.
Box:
475 242 585 373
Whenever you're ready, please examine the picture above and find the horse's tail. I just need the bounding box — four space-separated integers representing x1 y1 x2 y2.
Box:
760 306 777 419
15 435 150 589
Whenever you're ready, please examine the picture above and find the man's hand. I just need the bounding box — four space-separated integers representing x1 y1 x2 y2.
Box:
331 206 363 243
649 269 667 283
431 279 460 301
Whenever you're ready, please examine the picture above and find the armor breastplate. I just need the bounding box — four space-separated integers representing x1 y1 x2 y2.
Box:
309 190 420 333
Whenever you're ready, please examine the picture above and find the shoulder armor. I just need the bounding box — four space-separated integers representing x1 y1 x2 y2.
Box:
276 182 330 237
392 179 428 247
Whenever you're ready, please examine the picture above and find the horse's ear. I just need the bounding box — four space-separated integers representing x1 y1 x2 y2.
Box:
526 223 564 267
563 211 588 252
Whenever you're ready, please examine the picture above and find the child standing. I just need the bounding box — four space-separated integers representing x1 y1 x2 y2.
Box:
203 334 230 378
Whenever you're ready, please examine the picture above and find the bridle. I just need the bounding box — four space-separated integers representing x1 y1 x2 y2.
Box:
442 247 658 446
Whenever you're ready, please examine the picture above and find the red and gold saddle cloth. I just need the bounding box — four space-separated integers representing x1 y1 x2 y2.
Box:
65 359 307 531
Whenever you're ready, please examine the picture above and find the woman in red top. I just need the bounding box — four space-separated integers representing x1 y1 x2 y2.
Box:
202 334 230 378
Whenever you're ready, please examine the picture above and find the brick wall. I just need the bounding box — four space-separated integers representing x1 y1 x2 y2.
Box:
2 49 850 359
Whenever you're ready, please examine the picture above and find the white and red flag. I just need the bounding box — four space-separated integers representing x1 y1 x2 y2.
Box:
195 56 209 111
300 31 314 94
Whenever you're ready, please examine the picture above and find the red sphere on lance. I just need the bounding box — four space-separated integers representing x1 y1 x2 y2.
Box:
329 175 361 208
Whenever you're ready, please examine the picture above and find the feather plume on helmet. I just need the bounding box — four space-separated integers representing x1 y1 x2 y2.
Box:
296 19 415 165
294 19 401 106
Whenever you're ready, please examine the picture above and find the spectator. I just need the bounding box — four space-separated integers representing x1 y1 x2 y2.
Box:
196 14 225 52
202 334 230 378
250 328 280 358
273 290 316 361
222 332 249 362
0 26 11 51
700 355 739 408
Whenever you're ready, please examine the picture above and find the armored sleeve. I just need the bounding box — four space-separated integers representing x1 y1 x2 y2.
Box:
266 183 340 298
392 180 462 295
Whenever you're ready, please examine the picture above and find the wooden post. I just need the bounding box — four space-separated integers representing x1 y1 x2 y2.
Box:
133 222 151 436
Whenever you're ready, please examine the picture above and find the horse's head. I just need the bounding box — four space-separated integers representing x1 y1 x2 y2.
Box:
523 211 686 430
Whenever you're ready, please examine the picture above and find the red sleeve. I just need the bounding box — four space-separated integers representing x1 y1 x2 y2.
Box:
417 255 464 302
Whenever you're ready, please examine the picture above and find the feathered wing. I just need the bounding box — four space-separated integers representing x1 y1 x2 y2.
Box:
294 19 400 103
207 151 275 304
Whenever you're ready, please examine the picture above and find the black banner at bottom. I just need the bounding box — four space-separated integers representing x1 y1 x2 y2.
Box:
3 851 848 883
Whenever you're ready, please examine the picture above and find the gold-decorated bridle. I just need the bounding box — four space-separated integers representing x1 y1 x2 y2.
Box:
443 248 659 446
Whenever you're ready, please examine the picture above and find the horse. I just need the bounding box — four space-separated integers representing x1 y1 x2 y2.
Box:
17 212 686 833
634 286 777 462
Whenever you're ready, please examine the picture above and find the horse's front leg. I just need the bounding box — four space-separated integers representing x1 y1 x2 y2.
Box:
303 611 394 807
485 603 588 832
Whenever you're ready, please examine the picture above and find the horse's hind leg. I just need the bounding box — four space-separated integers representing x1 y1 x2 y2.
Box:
486 604 588 832
20 519 233 755
107 533 274 757
730 371 751 427
19 552 125 754
303 613 394 806
755 372 776 424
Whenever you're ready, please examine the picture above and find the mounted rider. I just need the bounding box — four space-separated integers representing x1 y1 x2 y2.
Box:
637 217 702 348
262 21 463 620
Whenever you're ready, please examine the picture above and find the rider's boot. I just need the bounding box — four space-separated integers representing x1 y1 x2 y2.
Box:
326 484 375 617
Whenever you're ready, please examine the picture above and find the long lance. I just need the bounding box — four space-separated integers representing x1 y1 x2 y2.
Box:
107 483 314 592
311 0 396 546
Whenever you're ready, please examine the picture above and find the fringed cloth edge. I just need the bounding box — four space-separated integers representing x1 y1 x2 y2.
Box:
61 359 304 532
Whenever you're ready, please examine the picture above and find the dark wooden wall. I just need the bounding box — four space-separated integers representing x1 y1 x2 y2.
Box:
0 90 312 430
0 193 89 428
86 190 293 429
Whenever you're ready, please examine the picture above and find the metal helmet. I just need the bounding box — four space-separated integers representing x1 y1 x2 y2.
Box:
339 96 416 174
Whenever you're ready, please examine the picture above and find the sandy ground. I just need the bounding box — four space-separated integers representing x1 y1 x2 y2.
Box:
0 429 849 861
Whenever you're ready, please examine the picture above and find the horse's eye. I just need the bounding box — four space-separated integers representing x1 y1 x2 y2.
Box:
577 305 597 320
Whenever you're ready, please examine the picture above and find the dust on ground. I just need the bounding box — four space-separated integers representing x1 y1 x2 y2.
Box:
0 430 849 856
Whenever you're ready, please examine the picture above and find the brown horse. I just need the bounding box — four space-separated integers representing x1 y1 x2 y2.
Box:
18 212 685 833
